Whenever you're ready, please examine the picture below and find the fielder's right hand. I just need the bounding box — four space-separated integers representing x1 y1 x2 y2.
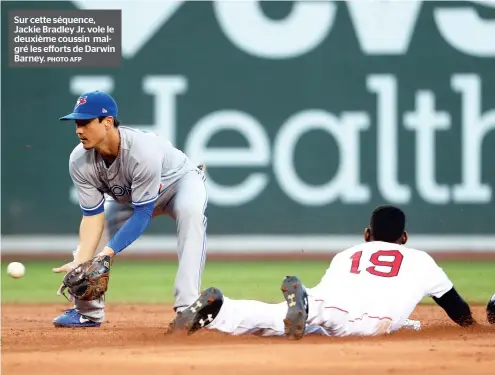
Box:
53 261 78 302
52 261 77 274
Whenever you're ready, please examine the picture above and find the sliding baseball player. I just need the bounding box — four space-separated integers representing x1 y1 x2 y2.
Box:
169 205 482 338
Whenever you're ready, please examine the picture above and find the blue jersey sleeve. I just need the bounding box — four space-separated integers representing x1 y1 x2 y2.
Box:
107 201 154 254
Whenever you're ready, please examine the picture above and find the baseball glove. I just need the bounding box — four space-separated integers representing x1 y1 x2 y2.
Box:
59 254 112 301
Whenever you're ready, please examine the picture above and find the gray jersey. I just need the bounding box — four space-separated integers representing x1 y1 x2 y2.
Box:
69 126 197 214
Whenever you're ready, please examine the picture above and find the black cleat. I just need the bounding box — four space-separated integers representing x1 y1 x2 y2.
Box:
167 287 224 335
487 293 495 325
281 276 308 340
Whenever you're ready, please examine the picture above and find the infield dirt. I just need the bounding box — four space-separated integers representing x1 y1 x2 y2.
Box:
2 303 494 375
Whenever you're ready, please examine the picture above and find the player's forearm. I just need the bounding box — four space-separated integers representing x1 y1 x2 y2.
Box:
433 287 477 327
75 212 105 264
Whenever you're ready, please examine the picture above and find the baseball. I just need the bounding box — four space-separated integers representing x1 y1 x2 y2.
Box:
7 262 25 278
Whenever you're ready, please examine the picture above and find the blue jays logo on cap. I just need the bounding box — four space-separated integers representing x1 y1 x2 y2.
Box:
75 96 87 108
59 91 118 121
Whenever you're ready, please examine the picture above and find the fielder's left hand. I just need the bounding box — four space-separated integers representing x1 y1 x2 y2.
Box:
57 254 113 302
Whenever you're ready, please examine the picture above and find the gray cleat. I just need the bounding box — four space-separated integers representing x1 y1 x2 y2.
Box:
281 276 309 340
167 287 224 335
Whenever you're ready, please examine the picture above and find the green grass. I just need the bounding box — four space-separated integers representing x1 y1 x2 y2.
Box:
1 260 494 305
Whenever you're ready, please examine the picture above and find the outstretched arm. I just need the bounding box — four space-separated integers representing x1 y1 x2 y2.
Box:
432 287 477 327
54 161 106 273
75 212 105 263
422 252 478 328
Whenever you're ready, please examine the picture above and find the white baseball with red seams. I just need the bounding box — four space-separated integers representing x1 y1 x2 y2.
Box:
206 241 451 337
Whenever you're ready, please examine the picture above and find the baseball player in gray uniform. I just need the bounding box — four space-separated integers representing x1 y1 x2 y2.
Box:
52 90 208 327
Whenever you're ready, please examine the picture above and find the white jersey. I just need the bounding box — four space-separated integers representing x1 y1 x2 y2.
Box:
307 241 453 333
69 126 197 214
204 240 454 338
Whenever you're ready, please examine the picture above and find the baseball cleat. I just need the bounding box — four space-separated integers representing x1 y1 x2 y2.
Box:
487 293 495 325
281 276 308 340
167 287 223 335
53 308 101 328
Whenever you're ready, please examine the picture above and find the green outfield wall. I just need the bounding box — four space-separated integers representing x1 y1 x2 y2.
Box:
2 1 495 254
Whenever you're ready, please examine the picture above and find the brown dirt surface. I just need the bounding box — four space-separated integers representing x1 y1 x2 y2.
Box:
2 303 494 375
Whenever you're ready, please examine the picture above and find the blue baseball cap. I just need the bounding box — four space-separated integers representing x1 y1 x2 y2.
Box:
59 91 118 121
